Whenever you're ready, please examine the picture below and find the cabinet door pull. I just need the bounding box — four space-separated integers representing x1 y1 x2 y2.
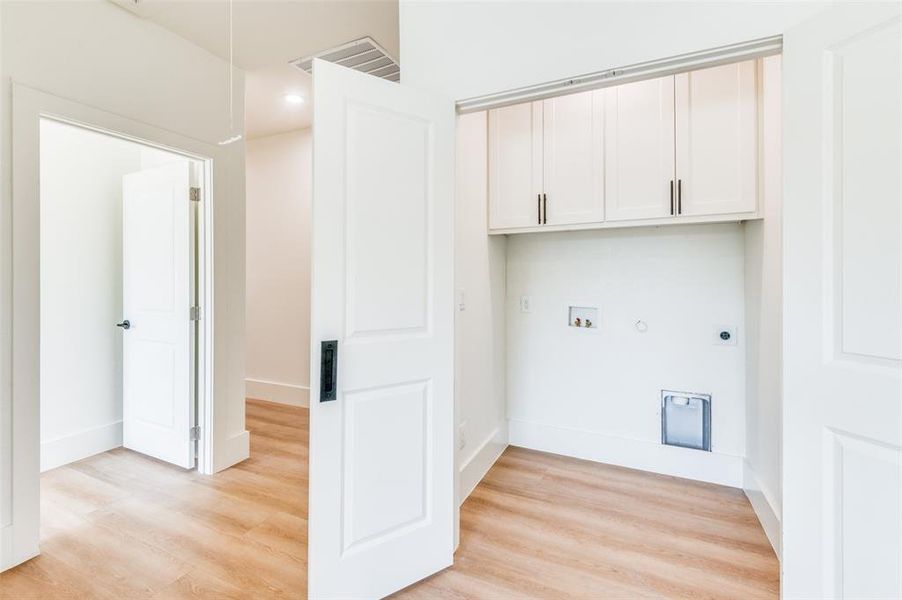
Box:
543 193 547 224
670 180 674 215
677 179 683 215
537 194 542 225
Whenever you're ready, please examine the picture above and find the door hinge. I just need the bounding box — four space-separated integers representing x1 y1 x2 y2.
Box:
189 187 201 202
190 305 202 321
190 426 201 441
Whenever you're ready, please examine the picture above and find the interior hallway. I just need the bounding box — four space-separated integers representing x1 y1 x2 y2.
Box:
0 399 778 599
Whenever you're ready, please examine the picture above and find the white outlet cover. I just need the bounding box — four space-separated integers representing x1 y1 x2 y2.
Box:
520 296 532 313
713 324 738 346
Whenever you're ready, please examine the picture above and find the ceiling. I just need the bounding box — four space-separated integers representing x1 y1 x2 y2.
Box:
111 0 399 136
245 64 312 138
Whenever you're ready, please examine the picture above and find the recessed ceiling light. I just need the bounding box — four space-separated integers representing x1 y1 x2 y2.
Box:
284 93 305 105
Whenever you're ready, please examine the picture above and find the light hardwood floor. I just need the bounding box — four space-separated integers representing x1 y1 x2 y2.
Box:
1 399 778 599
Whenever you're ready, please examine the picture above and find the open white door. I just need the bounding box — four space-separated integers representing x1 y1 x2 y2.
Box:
783 4 901 598
309 59 455 599
122 162 195 469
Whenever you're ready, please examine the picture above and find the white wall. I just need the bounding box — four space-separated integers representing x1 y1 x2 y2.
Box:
454 113 508 502
245 129 311 406
1 0 247 570
743 55 783 557
399 1 825 100
39 120 140 472
506 224 747 486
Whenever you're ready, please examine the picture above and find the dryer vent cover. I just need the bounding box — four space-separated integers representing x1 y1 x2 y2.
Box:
661 391 711 452
290 37 400 82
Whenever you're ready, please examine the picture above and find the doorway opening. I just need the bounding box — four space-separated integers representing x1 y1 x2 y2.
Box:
39 118 206 474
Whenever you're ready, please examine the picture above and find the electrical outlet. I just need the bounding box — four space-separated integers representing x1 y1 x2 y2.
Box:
458 421 468 450
520 295 532 313
456 288 466 312
714 325 738 346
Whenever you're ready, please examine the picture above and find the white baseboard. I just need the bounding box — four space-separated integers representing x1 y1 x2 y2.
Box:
743 459 782 560
213 430 250 473
459 424 508 505
508 418 744 488
246 378 309 407
40 420 122 472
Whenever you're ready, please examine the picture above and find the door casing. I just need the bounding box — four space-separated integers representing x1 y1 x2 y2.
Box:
1 84 221 571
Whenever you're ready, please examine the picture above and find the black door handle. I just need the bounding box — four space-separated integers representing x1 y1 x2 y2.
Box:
543 193 547 224
537 194 541 225
116 320 131 330
320 340 337 402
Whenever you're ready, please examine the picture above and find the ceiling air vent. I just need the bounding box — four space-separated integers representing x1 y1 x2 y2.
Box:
290 37 400 82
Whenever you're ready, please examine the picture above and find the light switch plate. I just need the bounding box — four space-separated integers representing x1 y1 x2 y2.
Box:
520 296 532 313
713 324 737 346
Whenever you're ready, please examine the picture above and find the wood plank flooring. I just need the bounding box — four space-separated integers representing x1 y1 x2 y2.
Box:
1 399 778 599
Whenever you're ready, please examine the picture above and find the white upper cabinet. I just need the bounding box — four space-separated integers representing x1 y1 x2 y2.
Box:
604 76 676 221
486 58 764 233
542 90 605 225
675 60 758 216
488 101 544 229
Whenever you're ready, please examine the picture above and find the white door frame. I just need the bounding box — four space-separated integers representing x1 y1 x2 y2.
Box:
1 84 222 571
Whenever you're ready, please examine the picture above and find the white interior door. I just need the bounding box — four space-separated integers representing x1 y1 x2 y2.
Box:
604 76 676 221
675 60 757 216
783 4 901 598
122 162 194 469
309 59 455 599
542 90 605 226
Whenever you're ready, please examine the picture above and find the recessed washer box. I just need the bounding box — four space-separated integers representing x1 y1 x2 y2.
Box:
568 305 597 329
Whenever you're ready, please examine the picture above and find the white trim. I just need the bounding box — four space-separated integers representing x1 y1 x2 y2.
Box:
213 431 250 474
457 35 782 113
509 418 743 488
458 425 508 505
246 378 310 407
40 421 123 473
743 459 782 560
489 210 761 236
0 523 37 572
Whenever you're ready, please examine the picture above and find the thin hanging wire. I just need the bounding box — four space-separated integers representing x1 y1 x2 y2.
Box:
219 0 242 146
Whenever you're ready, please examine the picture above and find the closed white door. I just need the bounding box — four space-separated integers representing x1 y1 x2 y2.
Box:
488 101 543 229
309 59 455 599
604 76 676 221
122 162 194 469
675 60 757 216
783 4 901 598
542 90 605 225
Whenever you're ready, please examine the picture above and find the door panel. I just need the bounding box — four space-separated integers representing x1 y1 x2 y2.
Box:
605 76 676 221
310 59 455 599
675 60 758 216
122 162 194 469
488 101 543 229
783 5 901 597
543 90 605 225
